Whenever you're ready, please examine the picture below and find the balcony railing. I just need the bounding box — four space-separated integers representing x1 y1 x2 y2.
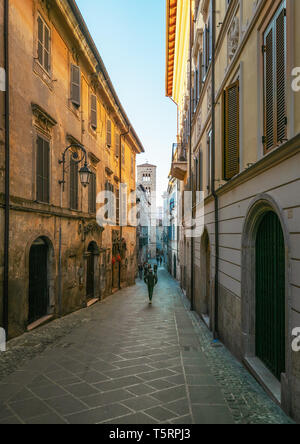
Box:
170 143 188 181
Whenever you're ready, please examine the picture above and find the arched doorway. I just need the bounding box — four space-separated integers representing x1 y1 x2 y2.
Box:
199 230 211 323
86 242 98 301
29 237 49 324
255 211 286 380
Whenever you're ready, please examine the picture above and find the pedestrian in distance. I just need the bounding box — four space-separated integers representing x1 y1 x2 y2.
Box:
154 264 158 279
144 268 158 305
156 255 160 267
160 256 163 267
138 264 143 280
144 263 149 279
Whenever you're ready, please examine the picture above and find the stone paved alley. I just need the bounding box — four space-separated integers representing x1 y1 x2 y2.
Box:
0 268 293 424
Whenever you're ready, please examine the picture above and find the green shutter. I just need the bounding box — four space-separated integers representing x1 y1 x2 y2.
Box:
224 80 240 180
276 7 287 143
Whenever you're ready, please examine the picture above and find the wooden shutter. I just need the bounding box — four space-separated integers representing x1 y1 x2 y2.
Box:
37 17 43 67
44 25 50 72
89 173 96 214
276 7 286 144
71 65 81 107
36 136 50 203
197 51 202 99
122 144 125 165
263 2 287 152
224 80 240 180
107 119 112 147
264 27 275 151
70 157 78 210
91 94 97 129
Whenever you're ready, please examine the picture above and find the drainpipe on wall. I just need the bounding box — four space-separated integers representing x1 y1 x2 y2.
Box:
2 0 10 334
211 0 219 339
189 0 194 312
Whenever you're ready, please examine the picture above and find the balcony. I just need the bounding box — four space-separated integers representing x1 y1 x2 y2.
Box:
170 143 188 181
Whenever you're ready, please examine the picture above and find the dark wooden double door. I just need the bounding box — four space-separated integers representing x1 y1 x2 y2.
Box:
29 239 49 324
256 211 286 381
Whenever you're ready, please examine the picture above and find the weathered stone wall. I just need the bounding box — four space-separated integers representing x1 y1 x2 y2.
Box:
0 0 141 338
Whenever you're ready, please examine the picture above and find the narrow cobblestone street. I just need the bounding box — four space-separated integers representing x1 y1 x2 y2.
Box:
0 268 293 424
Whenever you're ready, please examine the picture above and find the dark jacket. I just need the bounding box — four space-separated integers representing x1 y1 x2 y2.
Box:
144 272 158 288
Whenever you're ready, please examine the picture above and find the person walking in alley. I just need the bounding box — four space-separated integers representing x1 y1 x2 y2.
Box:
144 268 158 304
154 264 158 278
160 256 163 267
138 264 143 280
144 262 149 279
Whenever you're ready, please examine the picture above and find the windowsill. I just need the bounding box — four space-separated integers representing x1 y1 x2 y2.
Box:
33 59 53 91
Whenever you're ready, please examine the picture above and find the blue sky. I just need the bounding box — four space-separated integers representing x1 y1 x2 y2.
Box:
76 0 177 203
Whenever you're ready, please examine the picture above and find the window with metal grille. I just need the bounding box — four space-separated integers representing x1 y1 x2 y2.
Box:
223 80 240 180
36 136 50 203
89 172 96 214
263 1 287 152
91 94 97 130
70 157 78 210
71 64 81 107
37 15 51 73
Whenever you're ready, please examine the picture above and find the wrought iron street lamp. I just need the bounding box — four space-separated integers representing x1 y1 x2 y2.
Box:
59 143 92 190
58 143 92 315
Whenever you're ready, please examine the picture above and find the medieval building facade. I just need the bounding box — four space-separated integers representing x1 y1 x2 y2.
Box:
0 0 144 338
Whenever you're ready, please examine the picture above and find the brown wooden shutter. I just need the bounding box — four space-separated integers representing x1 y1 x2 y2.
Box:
89 173 96 213
264 27 275 151
44 25 50 72
91 94 97 129
122 144 125 165
115 133 120 157
224 80 240 180
71 65 81 107
37 17 43 66
70 157 78 210
43 140 50 203
36 136 50 203
107 119 112 147
276 8 287 144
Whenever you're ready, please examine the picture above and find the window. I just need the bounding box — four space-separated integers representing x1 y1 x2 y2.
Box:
71 64 81 107
89 172 96 214
106 119 112 147
70 156 78 210
90 94 97 130
263 1 287 152
37 15 50 73
223 80 240 180
36 136 50 203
